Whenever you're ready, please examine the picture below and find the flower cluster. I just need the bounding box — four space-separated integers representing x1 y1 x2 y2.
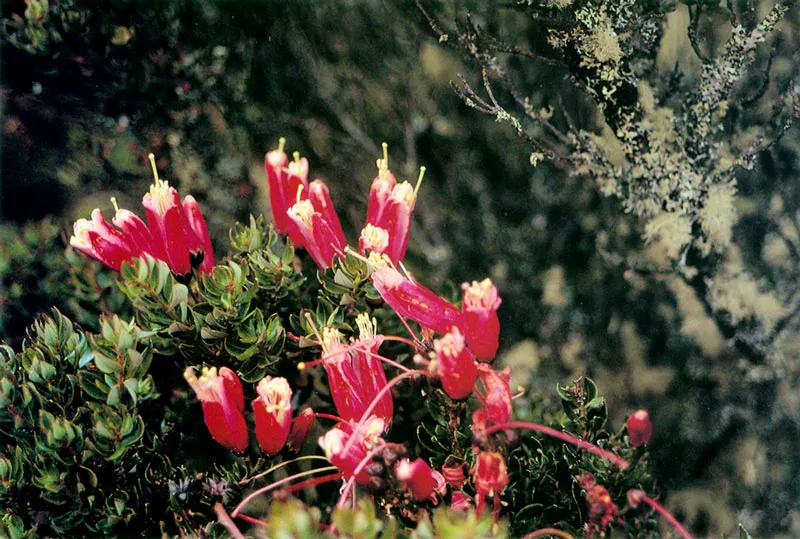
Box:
183 366 312 456
261 139 516 515
69 141 671 536
70 154 215 276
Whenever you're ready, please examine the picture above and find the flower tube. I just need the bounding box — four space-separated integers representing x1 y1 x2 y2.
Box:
461 279 501 362
320 315 393 423
252 376 293 456
432 327 478 400
184 366 248 453
370 263 461 335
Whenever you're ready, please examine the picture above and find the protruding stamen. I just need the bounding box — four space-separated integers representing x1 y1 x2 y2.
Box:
293 151 300 163
413 166 426 200
278 137 286 153
110 196 120 213
296 184 305 204
382 142 388 167
148 153 159 183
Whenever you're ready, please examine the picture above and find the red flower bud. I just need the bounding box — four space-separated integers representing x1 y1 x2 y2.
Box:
461 279 501 361
432 327 478 400
627 409 653 448
184 366 248 453
286 408 316 454
252 376 293 456
395 458 446 502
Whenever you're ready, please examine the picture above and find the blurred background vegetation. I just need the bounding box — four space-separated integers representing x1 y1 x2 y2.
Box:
2 0 800 536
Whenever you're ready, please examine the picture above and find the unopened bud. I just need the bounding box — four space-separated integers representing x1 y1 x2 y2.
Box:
627 409 653 448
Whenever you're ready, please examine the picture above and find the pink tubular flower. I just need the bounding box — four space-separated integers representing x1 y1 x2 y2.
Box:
472 451 509 517
141 155 215 276
432 327 478 400
286 408 316 454
286 180 346 270
370 264 461 335
364 145 422 264
395 458 446 502
475 364 512 425
70 209 139 272
184 366 248 453
627 409 653 448
111 204 164 261
252 376 293 456
461 279 502 362
319 416 385 486
320 315 393 423
264 139 309 240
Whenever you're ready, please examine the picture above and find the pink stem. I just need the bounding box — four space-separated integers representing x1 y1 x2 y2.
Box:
231 466 339 517
642 495 692 539
214 503 246 538
314 412 345 423
485 421 630 470
273 472 343 498
234 513 267 528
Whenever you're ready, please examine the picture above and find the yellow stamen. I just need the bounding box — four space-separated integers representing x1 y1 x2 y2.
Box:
296 184 305 204
278 137 286 153
148 153 159 183
382 142 388 168
110 196 120 213
293 151 300 163
414 166 426 200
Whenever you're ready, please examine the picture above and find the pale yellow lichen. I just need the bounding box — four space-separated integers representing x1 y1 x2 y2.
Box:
586 21 623 64
667 278 725 357
643 212 693 261
699 184 737 251
762 234 792 270
708 247 786 332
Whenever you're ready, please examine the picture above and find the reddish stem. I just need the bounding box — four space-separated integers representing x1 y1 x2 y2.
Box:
523 528 575 539
273 472 344 498
641 495 692 539
234 512 267 528
485 421 630 470
231 466 339 517
314 412 344 423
